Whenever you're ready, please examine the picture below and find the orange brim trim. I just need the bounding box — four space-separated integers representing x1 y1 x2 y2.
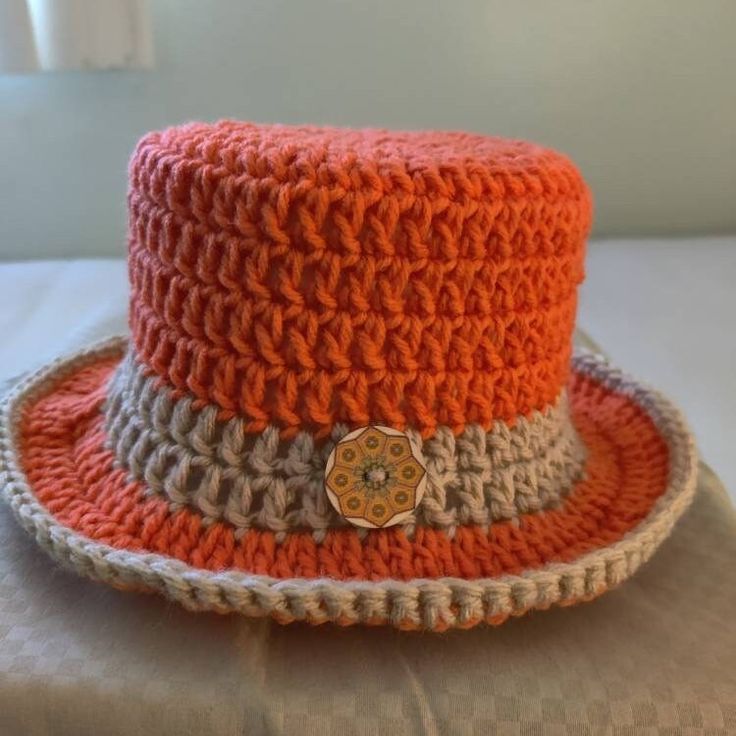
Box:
18 355 669 584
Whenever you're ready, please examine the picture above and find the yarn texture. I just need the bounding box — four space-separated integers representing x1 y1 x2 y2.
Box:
128 122 591 437
104 351 586 537
0 339 697 629
0 121 698 630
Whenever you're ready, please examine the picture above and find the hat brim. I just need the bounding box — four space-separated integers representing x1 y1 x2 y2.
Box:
0 337 697 631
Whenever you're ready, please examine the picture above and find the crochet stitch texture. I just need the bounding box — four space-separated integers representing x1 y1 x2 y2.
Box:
127 122 592 438
104 352 586 537
2 339 697 628
0 121 698 630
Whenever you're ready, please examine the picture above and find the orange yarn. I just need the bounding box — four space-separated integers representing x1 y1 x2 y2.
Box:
19 358 669 583
4 122 698 630
127 122 591 437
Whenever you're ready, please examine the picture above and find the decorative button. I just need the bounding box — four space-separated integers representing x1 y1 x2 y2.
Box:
324 426 427 528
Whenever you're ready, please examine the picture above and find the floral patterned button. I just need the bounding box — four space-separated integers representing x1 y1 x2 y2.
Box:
324 426 427 528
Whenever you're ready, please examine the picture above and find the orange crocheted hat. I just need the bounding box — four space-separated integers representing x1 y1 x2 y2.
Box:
0 122 697 630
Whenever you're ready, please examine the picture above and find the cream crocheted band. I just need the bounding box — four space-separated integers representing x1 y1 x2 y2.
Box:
0 337 697 629
104 349 587 539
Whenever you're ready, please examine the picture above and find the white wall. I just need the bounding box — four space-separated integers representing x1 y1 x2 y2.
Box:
1 0 734 260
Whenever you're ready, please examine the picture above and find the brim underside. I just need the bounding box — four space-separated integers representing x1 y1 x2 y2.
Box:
0 338 697 631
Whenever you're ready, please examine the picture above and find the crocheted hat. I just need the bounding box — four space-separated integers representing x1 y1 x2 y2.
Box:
0 122 697 630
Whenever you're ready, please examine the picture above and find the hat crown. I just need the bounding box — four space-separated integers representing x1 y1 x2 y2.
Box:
127 121 592 438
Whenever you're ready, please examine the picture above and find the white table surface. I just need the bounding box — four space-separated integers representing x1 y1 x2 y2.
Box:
1 236 734 499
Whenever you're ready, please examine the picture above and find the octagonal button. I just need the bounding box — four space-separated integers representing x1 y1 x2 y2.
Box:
324 425 427 529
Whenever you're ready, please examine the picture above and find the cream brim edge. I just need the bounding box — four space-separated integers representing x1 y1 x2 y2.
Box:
0 337 698 630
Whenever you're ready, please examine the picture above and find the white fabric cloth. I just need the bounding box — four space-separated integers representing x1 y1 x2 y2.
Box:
0 259 128 385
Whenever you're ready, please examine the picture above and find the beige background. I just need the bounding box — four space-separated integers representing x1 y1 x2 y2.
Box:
0 0 735 260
